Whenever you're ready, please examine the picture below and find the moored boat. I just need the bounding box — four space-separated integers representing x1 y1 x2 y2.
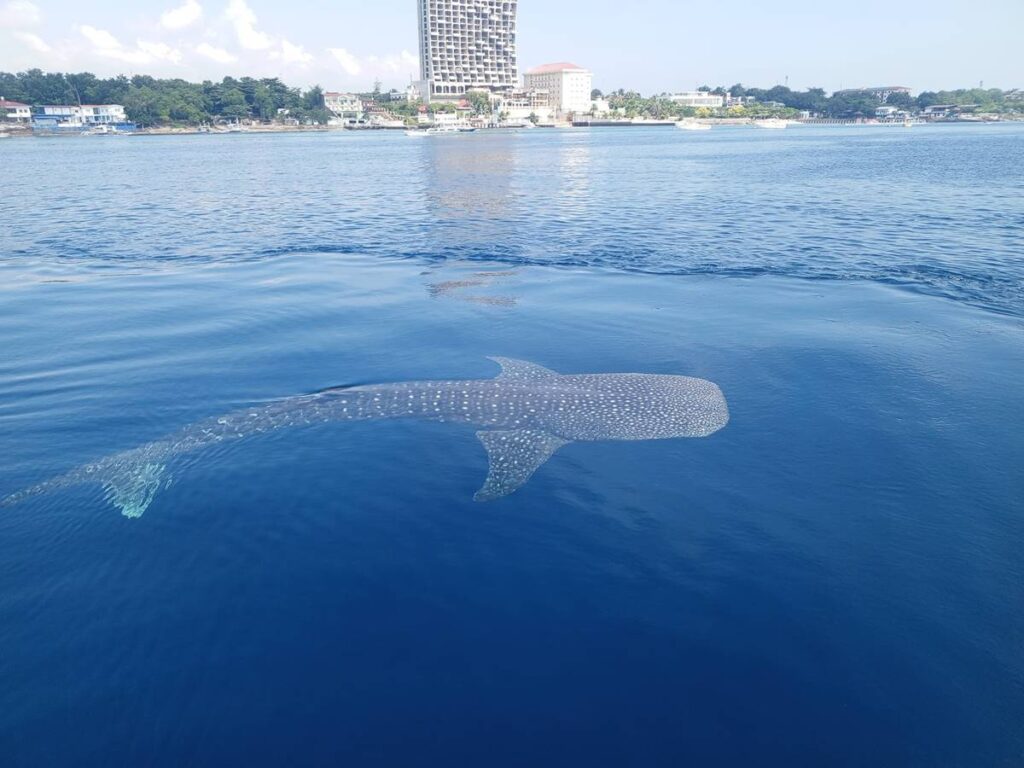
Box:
675 119 711 131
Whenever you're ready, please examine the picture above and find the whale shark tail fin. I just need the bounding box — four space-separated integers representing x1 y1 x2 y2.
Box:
1 460 170 519
474 429 568 502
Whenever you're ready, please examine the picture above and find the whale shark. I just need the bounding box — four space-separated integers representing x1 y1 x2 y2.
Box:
1 358 729 517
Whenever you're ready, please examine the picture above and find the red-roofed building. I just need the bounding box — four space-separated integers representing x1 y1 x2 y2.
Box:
522 63 592 116
0 99 31 122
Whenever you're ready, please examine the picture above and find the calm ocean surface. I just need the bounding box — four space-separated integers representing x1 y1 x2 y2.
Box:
1 125 1023 766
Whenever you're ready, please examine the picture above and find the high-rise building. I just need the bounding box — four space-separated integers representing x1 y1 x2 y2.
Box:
417 0 518 102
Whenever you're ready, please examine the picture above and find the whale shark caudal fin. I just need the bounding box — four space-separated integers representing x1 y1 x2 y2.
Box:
488 357 559 382
474 429 569 502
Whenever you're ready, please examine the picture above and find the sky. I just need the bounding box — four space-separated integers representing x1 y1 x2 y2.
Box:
1 0 1022 94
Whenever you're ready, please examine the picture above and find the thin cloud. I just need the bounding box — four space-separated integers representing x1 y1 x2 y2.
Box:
79 25 181 66
274 39 313 65
80 24 122 51
0 0 41 28
160 0 202 31
225 0 271 51
328 47 362 76
138 40 183 64
196 42 237 64
15 30 50 52
366 50 418 75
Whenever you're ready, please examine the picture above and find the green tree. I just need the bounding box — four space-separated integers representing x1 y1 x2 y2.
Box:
466 90 491 115
302 85 324 111
885 91 915 110
219 87 250 120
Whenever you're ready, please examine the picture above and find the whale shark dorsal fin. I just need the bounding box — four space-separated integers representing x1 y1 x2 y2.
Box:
474 429 569 502
488 357 559 382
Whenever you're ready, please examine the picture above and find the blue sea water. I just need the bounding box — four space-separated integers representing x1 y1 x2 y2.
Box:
1 125 1023 766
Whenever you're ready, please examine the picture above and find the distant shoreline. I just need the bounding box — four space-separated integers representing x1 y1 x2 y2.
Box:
3 118 1019 140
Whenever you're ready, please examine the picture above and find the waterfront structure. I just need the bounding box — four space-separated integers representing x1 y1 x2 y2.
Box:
417 0 519 102
522 63 592 116
324 92 363 121
0 98 31 122
834 86 911 103
35 104 127 124
498 88 553 123
724 94 755 107
669 91 725 109
82 105 127 124
32 104 133 133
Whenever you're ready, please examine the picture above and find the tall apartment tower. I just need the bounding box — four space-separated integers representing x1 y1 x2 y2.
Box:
417 0 518 102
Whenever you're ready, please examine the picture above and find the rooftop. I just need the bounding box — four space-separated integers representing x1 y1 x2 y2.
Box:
0 99 29 107
526 62 588 75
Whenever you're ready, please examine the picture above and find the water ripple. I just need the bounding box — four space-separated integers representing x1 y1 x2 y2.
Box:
2 126 1023 316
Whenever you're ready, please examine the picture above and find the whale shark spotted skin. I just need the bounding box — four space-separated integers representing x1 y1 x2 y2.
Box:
2 358 729 517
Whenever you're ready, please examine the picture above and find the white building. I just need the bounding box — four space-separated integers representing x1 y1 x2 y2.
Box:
324 92 364 120
0 99 31 122
669 91 724 108
80 105 127 124
724 94 755 107
417 0 519 102
497 89 553 123
35 104 127 125
522 62 592 116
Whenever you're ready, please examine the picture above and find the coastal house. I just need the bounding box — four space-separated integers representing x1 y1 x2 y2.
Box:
0 98 31 122
669 91 725 109
324 92 364 123
921 104 979 120
498 88 554 123
32 104 133 133
80 104 127 124
724 94 755 107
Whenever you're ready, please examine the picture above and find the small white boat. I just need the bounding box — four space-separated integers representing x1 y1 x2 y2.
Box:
676 119 711 131
753 118 787 130
0 132 10 139
425 122 476 135
405 129 428 137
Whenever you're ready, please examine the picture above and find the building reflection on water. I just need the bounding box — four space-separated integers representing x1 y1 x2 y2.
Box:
410 130 596 304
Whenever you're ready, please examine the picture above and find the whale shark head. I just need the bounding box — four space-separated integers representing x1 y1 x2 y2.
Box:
635 374 730 439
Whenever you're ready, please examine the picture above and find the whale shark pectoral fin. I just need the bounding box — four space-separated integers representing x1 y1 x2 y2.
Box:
487 357 559 382
474 429 569 502
101 462 169 519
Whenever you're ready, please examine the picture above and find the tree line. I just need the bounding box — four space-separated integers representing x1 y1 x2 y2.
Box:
593 84 1022 119
4 69 1020 126
0 69 332 126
